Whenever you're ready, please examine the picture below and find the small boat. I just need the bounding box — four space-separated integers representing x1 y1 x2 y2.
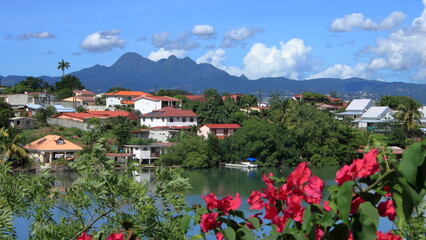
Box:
224 158 258 168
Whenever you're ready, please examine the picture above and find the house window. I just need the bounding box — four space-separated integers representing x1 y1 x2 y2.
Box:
16 121 20 126
182 117 186 122
224 129 228 135
162 117 164 122
151 117 153 122
190 117 194 122
143 117 146 122
170 117 174 122
143 147 148 151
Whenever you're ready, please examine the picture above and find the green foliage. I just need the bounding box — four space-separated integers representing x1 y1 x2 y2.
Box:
395 203 426 240
34 106 57 126
6 77 53 94
54 75 84 91
110 116 132 146
0 100 13 128
153 89 192 97
378 95 422 110
56 88 73 99
302 91 330 103
127 138 156 145
75 105 87 113
0 127 29 165
57 59 70 76
236 94 258 108
106 86 130 93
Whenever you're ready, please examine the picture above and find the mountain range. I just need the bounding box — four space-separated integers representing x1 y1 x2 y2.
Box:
2 52 426 103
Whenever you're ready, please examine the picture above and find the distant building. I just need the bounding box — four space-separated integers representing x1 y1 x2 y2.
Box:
9 117 36 129
419 106 426 127
124 142 175 165
24 104 75 117
52 111 138 123
335 99 375 120
5 92 56 108
198 124 240 139
24 135 82 164
134 95 181 114
222 94 243 101
140 107 198 128
184 95 206 102
130 127 179 142
354 106 395 131
62 96 96 105
105 91 151 107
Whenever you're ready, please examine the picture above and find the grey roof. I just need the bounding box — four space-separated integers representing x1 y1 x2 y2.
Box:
345 99 374 112
361 106 393 119
25 104 75 113
335 111 364 116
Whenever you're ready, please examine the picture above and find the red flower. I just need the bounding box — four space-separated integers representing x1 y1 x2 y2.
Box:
303 175 324 204
323 200 331 212
350 196 365 214
376 231 402 240
200 212 220 232
316 226 324 240
262 172 275 186
264 204 278 219
202 193 218 210
248 190 265 210
335 149 379 185
284 194 304 222
335 165 354 186
378 199 396 221
271 215 287 233
383 186 392 197
217 193 241 214
106 233 124 240
215 232 224 240
78 232 92 240
287 162 311 188
247 213 263 229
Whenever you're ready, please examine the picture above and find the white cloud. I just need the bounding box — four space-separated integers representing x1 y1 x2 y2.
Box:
80 29 125 53
17 31 56 41
330 11 405 32
147 48 186 61
151 31 199 50
192 25 216 39
308 63 368 79
221 27 263 48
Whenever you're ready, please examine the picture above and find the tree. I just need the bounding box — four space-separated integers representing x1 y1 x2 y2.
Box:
110 116 132 146
159 135 210 167
378 95 421 110
55 75 84 91
396 98 423 137
8 77 53 93
34 106 57 126
57 59 70 77
56 88 73 100
0 100 13 128
107 86 130 93
0 127 29 165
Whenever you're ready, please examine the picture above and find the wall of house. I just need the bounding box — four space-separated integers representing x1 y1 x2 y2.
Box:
9 118 35 129
140 116 197 127
106 96 122 107
134 99 161 114
6 95 32 105
47 118 89 131
199 126 211 138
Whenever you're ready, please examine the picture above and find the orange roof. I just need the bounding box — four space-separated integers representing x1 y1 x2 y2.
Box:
133 95 182 102
121 100 135 104
140 107 198 117
24 135 82 151
52 111 134 120
105 91 152 96
203 124 241 129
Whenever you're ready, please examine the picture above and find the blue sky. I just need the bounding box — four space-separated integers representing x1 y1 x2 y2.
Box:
1 0 426 83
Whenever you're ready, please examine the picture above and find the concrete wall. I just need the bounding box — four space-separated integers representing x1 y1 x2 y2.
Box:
86 105 107 111
141 116 197 127
6 94 32 105
47 118 89 131
135 99 161 114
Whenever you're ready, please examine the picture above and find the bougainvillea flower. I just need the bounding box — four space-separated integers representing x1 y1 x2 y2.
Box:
335 165 354 186
248 190 265 210
303 175 324 204
284 194 305 222
215 231 224 240
383 186 392 197
200 212 220 232
247 213 263 229
262 172 275 186
78 232 92 240
350 196 365 214
323 200 331 212
376 231 402 240
378 199 396 221
316 226 324 240
202 193 218 210
264 204 279 219
287 162 311 188
335 149 379 185
271 215 288 233
217 193 241 214
106 233 124 240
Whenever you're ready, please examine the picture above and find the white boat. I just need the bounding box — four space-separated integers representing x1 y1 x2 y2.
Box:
225 161 258 169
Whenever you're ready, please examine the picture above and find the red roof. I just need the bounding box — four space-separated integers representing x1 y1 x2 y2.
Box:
134 95 182 102
121 100 135 104
105 91 152 96
106 153 135 157
184 95 206 102
203 124 240 129
74 90 96 96
53 111 136 120
140 107 198 117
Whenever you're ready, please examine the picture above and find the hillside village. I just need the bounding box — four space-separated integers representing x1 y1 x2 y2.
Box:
1 75 425 168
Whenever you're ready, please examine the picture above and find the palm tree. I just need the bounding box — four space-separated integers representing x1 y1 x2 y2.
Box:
0 127 29 165
396 100 423 137
57 59 71 77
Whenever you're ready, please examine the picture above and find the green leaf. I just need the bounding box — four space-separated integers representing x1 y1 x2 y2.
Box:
336 181 355 226
352 202 379 240
236 228 255 240
196 207 208 215
180 214 192 232
247 217 260 230
318 211 335 227
398 142 426 190
221 227 236 240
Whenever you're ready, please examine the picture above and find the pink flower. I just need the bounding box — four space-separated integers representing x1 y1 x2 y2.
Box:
217 193 241 214
202 193 218 210
303 175 324 204
335 165 354 186
335 149 379 185
264 204 278 219
383 186 392 197
378 199 396 221
287 162 311 188
376 231 402 240
78 232 92 240
106 233 124 240
248 190 265 210
284 194 304 222
200 213 220 232
323 200 331 212
262 173 274 186
316 226 324 240
271 215 287 233
350 196 365 214
215 231 224 240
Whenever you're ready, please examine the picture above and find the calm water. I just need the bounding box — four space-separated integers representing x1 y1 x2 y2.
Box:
14 166 394 239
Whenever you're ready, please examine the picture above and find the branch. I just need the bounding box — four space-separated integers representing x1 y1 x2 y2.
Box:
362 169 395 194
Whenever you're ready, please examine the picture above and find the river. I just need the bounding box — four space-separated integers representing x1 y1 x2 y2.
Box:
14 166 395 239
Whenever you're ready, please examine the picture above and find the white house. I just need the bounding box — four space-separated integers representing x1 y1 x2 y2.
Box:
105 91 151 107
124 142 175 164
130 127 179 142
134 96 181 114
419 106 426 127
140 107 198 128
354 106 395 131
336 99 375 120
198 124 240 139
